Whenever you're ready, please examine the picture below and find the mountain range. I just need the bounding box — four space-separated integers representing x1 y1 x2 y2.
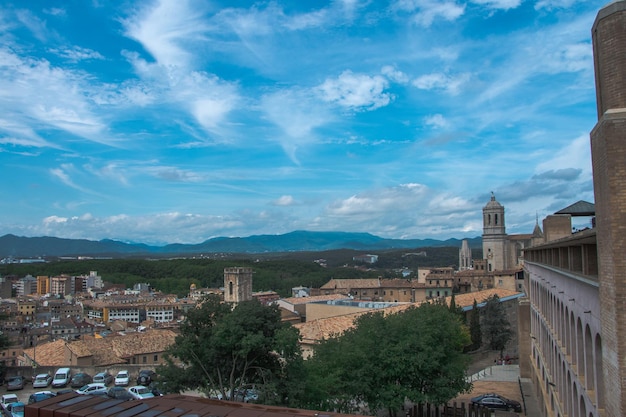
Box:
0 231 482 258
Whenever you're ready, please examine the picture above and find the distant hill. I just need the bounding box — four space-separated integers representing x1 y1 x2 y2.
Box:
0 231 482 258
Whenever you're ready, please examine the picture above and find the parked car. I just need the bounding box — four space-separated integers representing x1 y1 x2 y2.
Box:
5 401 25 417
32 373 53 388
27 391 56 404
6 376 25 391
114 370 130 387
471 393 522 412
106 386 134 401
70 373 93 388
75 383 108 396
136 370 156 386
52 368 72 388
0 394 18 413
233 386 260 403
93 372 114 386
128 385 155 400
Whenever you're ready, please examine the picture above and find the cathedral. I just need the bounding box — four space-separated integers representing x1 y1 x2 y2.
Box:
481 192 544 272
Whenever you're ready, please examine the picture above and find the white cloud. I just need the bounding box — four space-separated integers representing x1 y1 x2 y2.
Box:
33 212 253 245
424 114 448 128
327 183 429 216
122 0 208 69
122 51 240 137
535 134 591 175
49 46 105 62
393 0 465 27
192 98 235 130
261 89 331 163
43 8 67 17
318 70 392 110
50 164 83 191
543 42 592 73
0 48 117 147
535 0 579 10
412 72 470 95
471 0 522 10
381 65 409 83
15 9 53 42
147 166 205 182
272 195 296 206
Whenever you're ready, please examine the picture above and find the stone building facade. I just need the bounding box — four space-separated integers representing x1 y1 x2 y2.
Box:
520 3 626 417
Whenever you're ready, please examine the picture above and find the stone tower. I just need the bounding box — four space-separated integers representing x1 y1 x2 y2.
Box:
591 2 626 416
458 239 472 270
223 267 253 304
482 193 507 271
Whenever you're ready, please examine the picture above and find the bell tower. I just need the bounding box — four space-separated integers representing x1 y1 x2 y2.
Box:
223 267 253 304
482 192 507 271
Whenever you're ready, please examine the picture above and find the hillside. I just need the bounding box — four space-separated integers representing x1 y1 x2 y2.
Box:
0 231 482 258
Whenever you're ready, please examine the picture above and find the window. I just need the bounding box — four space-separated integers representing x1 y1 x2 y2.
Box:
154 355 158 362
390 291 393 295
143 356 147 363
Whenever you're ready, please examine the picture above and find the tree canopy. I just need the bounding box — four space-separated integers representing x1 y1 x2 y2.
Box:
481 294 513 357
468 299 482 351
157 295 304 405
302 302 472 416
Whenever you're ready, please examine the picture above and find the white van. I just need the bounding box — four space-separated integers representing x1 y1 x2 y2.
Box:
52 367 72 388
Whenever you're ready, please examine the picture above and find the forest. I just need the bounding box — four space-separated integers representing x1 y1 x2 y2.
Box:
0 246 481 297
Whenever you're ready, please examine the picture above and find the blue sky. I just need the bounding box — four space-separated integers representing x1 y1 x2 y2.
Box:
0 0 602 245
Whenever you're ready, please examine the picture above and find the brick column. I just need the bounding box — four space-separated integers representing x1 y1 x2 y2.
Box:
591 2 626 416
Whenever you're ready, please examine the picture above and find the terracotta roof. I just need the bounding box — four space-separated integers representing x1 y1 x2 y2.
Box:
279 293 347 305
110 329 177 357
65 341 92 358
320 278 381 289
295 302 417 344
446 288 521 309
22 339 67 367
24 329 178 367
58 336 126 366
379 279 422 288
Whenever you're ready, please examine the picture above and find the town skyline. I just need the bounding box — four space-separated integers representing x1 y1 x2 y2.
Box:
0 0 599 245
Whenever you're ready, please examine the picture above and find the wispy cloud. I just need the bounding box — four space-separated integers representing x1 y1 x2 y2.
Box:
49 46 105 62
392 0 466 27
413 72 470 95
317 70 392 111
122 0 208 70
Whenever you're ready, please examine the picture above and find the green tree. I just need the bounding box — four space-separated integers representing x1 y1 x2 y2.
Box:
302 303 472 416
449 293 463 318
482 295 513 358
468 299 482 351
157 295 303 406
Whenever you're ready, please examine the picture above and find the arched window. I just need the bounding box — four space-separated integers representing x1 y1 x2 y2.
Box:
229 281 233 296
495 213 499 225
